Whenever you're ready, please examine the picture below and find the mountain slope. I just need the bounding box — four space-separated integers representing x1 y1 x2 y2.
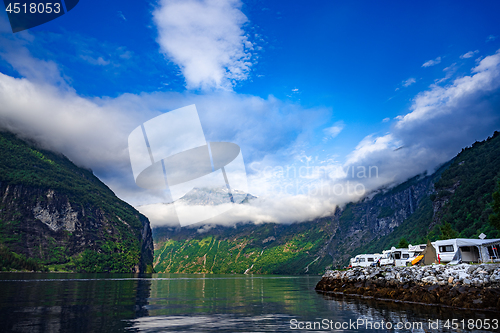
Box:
153 216 337 275
325 171 440 267
432 131 500 238
178 187 256 205
152 131 500 273
0 131 154 272
338 131 500 265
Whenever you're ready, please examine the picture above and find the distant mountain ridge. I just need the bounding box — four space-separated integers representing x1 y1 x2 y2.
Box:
178 187 257 206
152 131 500 274
0 131 154 273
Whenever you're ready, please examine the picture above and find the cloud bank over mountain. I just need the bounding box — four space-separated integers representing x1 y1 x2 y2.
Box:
1 10 500 226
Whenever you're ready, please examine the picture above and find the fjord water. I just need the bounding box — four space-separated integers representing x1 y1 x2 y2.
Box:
0 273 497 332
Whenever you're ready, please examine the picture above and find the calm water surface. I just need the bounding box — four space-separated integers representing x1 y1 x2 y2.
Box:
0 273 497 332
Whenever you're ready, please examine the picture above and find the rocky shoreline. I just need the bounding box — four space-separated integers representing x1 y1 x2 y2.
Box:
315 264 500 312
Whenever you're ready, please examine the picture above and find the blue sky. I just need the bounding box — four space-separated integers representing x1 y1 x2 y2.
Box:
1 0 500 225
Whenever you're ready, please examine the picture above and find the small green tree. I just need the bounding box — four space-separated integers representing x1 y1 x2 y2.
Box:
397 237 409 248
439 222 458 240
489 181 500 232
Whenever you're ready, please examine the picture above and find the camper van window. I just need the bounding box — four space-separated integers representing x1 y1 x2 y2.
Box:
461 246 471 252
359 258 365 262
402 254 409 259
394 252 401 259
439 245 454 252
368 258 374 262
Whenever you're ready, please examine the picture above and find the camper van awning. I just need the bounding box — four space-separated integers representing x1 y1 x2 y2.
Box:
478 239 500 247
434 238 500 247
433 238 500 264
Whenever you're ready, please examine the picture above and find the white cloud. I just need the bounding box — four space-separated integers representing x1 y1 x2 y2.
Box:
0 70 332 204
152 0 254 90
342 49 500 192
398 50 500 127
345 134 396 166
486 35 497 42
442 63 456 72
402 77 416 87
2 20 500 228
382 117 390 123
0 34 66 86
118 11 127 21
323 121 344 140
0 31 340 227
139 195 336 227
79 55 110 66
434 62 458 84
0 31 332 215
0 76 340 227
0 73 143 172
460 50 479 59
422 56 441 67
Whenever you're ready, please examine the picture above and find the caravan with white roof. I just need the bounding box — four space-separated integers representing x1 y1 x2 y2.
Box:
347 238 500 269
434 238 500 264
379 247 411 266
351 253 383 267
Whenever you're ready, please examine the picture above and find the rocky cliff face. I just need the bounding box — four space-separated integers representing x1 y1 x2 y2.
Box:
0 131 153 272
326 174 436 267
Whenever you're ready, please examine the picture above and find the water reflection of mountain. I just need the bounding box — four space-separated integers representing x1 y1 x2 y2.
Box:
146 274 318 317
0 273 152 332
2 274 499 333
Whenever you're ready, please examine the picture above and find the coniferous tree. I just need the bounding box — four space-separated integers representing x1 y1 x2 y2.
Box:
489 181 500 232
439 222 458 240
397 237 409 248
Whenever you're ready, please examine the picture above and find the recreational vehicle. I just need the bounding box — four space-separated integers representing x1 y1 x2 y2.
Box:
351 253 383 267
407 244 426 265
379 247 411 266
408 244 427 253
434 238 500 264
349 257 356 268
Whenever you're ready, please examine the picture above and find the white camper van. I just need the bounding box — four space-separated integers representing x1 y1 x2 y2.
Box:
351 254 383 267
407 244 426 265
379 247 411 266
349 255 358 268
434 238 500 264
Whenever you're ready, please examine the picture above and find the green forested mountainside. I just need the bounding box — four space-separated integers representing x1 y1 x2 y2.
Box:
351 163 449 256
356 131 500 257
153 218 337 275
0 131 153 272
355 196 435 256
490 181 500 231
432 131 500 238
